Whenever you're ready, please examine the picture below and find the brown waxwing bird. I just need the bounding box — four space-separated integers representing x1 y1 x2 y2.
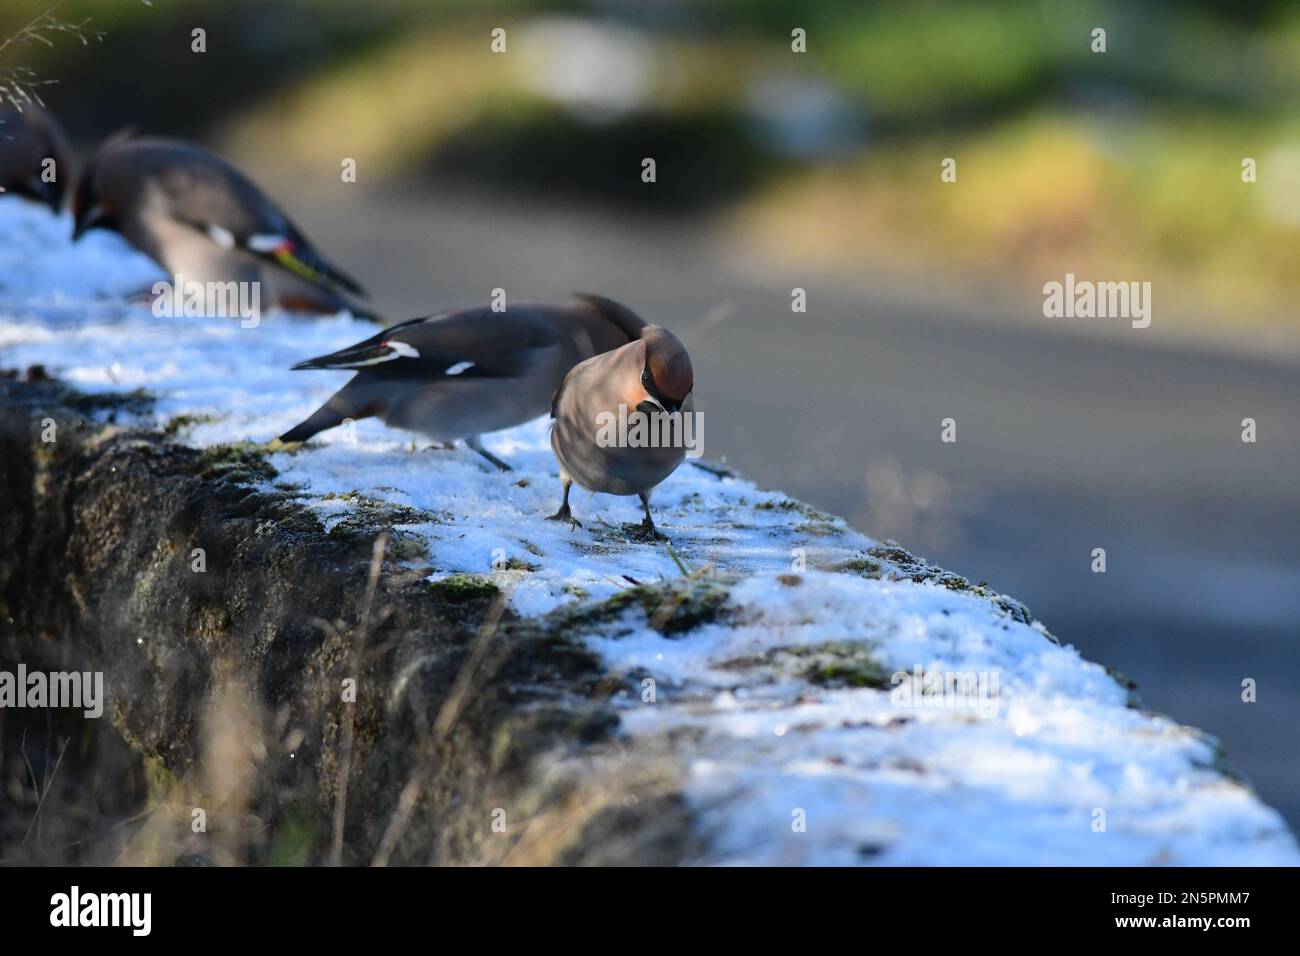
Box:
548 324 695 540
275 294 648 470
0 105 71 213
71 133 374 319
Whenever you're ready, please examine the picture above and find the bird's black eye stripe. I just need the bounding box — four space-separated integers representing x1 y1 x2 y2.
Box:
641 366 667 404
641 364 687 410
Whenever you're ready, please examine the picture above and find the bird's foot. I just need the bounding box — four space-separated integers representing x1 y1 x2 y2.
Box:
545 505 582 529
480 452 513 473
127 286 163 305
467 441 513 472
420 441 454 452
624 519 669 543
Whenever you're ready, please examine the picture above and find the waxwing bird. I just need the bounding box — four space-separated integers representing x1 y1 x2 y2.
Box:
71 133 372 318
0 105 71 213
276 294 647 470
548 324 695 540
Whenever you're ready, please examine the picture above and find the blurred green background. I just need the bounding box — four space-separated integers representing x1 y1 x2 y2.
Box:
5 0 1300 325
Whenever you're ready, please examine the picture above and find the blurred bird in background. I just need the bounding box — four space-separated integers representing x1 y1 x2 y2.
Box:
71 133 373 319
0 104 71 213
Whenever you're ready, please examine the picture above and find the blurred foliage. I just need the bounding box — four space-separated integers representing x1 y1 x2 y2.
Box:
734 112 1300 322
2 0 1298 319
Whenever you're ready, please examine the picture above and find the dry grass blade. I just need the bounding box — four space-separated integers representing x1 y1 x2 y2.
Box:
330 532 388 867
370 584 511 866
0 2 106 110
21 731 71 845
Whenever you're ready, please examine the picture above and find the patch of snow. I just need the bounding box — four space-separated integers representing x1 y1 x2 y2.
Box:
590 572 1295 865
2 198 1295 865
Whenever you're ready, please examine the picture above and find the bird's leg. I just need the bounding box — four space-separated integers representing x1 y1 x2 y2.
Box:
545 478 581 528
127 285 164 305
465 435 512 472
626 493 669 542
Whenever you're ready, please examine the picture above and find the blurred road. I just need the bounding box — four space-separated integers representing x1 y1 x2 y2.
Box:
271 177 1300 836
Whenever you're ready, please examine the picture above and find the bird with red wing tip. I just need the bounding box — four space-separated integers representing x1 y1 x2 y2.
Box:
276 294 648 471
70 133 374 320
0 104 72 214
548 324 695 541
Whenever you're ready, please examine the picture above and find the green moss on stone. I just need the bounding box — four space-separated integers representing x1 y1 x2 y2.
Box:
427 574 500 603
192 441 277 485
265 804 320 867
561 576 733 637
390 536 431 562
718 640 890 690
501 556 540 572
804 658 890 689
69 386 154 419
162 412 218 437
867 543 1039 629
756 498 834 522
322 491 443 540
837 557 884 578
794 520 839 537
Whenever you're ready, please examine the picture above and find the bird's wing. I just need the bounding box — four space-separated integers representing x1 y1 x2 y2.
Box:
550 348 605 419
291 307 560 377
549 375 568 420
155 157 367 298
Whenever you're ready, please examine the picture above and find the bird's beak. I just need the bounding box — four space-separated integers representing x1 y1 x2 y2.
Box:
40 182 62 215
71 203 106 241
19 177 61 214
639 397 680 415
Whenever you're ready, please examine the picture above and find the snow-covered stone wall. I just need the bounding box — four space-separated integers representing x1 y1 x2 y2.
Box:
2 199 1295 865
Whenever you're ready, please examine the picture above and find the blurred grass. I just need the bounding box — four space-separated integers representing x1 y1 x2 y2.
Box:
731 111 1300 321
220 18 782 206
221 22 524 180
3 0 1298 323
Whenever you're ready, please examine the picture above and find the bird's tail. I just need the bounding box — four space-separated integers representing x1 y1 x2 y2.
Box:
289 333 392 371
277 403 348 444
572 292 647 343
277 386 380 444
